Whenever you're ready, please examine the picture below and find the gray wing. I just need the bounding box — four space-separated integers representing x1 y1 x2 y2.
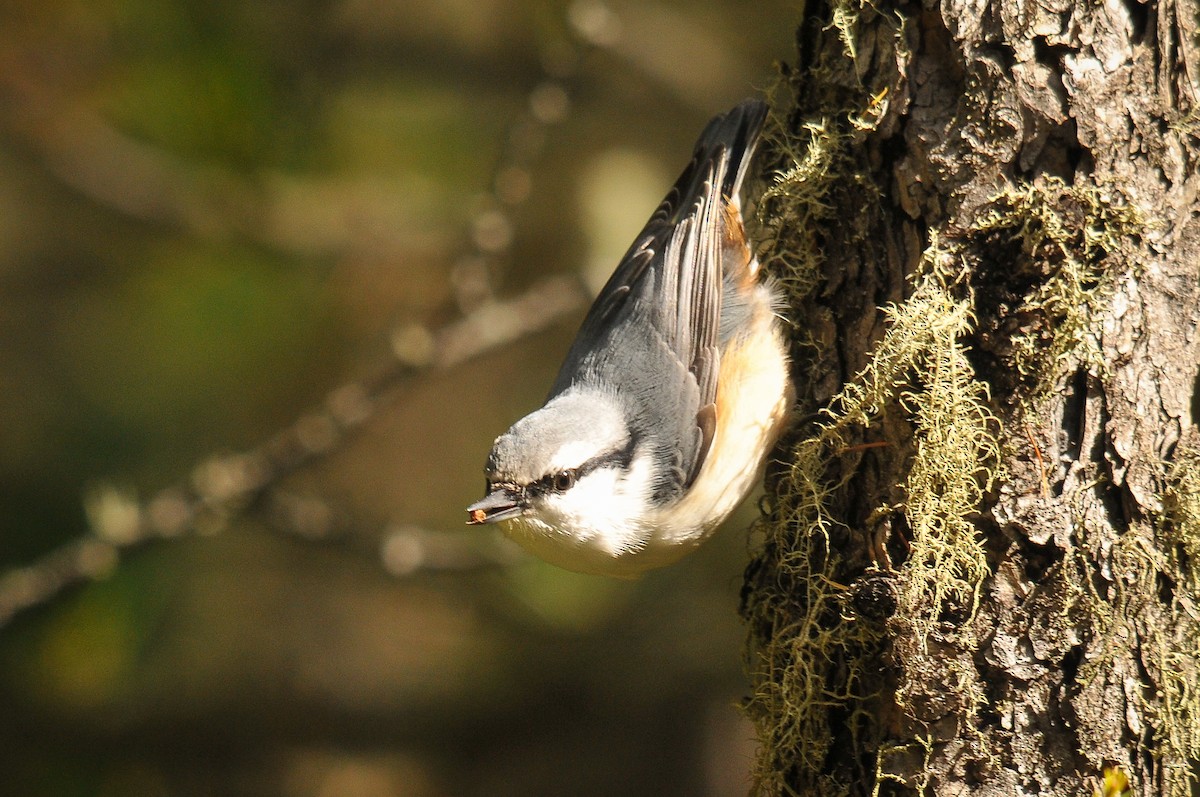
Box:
548 100 767 501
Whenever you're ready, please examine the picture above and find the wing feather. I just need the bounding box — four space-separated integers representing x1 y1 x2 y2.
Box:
547 100 767 499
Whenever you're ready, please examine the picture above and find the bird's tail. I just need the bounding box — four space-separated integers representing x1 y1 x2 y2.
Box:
694 98 768 210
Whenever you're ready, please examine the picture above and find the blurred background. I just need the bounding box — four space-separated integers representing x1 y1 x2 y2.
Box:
0 1 798 794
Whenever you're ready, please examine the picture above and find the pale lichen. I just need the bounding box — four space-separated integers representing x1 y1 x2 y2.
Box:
745 84 1004 789
968 178 1146 398
1154 438 1200 796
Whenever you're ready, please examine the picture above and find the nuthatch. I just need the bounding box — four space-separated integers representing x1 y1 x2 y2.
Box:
467 99 791 577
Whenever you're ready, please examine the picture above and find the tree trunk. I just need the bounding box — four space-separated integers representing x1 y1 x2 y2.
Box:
741 0 1200 794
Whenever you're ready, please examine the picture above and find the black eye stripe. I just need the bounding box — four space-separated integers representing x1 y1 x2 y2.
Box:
527 435 638 497
581 444 633 475
572 433 637 482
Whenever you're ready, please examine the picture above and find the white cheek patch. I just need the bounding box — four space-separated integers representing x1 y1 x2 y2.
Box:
530 453 655 557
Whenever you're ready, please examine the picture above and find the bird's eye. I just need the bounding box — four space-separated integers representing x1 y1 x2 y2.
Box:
552 469 577 491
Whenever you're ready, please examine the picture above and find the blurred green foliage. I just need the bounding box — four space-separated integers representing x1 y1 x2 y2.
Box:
0 0 798 794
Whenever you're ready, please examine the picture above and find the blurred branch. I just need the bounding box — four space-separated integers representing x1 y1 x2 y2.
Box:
0 1 732 269
0 0 651 626
0 8 613 264
0 275 584 627
3 89 452 261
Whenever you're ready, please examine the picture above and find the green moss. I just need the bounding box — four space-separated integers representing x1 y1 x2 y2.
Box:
751 92 849 308
745 84 1154 797
743 6 1156 792
745 73 1003 790
969 178 1146 398
743 78 868 795
746 230 1004 792
1163 440 1200 588
746 142 1168 795
1155 439 1200 796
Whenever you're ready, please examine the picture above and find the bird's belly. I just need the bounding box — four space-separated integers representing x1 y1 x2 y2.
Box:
654 304 792 544
500 514 692 578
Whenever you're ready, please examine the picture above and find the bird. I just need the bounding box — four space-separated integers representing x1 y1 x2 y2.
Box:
466 99 792 578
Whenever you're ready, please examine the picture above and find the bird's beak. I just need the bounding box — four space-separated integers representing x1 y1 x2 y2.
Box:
466 487 524 525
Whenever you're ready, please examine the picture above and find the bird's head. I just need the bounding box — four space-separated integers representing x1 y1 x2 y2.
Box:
466 390 649 549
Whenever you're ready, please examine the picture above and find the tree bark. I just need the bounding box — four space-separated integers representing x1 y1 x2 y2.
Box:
742 0 1200 794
